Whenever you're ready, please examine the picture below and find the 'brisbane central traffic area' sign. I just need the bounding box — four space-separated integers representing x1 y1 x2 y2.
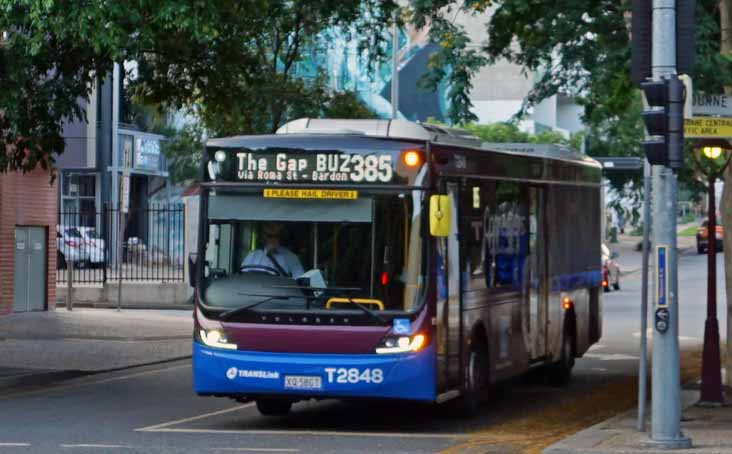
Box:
684 116 732 138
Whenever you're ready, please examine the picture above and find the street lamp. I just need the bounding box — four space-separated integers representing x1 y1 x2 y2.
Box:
703 146 723 159
693 139 732 406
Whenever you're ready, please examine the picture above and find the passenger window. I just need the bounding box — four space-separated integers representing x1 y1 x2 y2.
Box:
463 181 495 290
483 182 529 291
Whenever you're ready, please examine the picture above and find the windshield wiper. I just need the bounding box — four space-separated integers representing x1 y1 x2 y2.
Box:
342 296 387 325
271 285 385 324
220 293 289 320
271 284 363 293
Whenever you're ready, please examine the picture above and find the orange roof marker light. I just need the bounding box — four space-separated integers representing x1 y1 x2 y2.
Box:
562 297 573 310
402 150 422 167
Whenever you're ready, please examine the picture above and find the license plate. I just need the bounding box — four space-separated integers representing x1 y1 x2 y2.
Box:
284 375 322 390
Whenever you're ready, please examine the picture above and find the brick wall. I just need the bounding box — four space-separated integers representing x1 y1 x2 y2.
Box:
0 168 57 316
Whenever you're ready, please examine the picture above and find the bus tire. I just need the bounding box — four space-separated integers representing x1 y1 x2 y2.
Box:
457 342 487 417
548 328 575 386
255 398 292 416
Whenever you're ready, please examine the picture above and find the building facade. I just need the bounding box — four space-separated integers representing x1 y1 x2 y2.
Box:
0 167 57 316
57 69 170 249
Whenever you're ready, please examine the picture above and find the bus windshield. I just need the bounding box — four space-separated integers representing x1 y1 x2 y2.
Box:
202 190 425 317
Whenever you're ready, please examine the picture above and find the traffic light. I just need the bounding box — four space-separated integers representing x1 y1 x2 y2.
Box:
640 76 686 169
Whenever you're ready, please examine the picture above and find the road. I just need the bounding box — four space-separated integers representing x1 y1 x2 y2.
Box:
0 250 723 454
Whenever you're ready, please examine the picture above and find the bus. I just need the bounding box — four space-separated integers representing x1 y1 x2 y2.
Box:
191 118 603 416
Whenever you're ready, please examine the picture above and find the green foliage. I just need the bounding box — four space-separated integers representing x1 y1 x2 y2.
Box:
0 0 396 173
413 0 731 198
162 124 204 184
162 89 374 184
323 91 377 119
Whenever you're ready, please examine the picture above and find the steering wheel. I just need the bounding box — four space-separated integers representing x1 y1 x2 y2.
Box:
240 264 284 276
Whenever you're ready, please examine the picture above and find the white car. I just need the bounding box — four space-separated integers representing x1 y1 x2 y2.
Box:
78 227 106 267
57 226 90 269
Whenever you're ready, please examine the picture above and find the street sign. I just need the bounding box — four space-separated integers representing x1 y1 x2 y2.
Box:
684 116 732 138
594 157 643 170
121 174 130 213
692 93 732 117
656 245 668 308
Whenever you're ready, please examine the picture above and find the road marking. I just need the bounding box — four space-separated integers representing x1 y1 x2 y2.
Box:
583 353 639 361
210 449 299 452
145 427 478 439
0 363 189 400
60 444 133 449
0 443 30 447
135 404 254 432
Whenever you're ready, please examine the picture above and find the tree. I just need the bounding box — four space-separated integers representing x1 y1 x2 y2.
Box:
0 0 398 173
161 89 375 184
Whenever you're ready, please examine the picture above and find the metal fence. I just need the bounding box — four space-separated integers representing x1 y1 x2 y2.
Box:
57 204 185 284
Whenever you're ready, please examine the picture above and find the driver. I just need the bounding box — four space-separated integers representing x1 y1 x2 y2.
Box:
241 223 304 277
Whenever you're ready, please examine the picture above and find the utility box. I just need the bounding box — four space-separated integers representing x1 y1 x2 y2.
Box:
13 227 47 312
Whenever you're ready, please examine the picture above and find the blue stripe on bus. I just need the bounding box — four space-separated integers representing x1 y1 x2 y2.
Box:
193 342 436 402
551 270 603 292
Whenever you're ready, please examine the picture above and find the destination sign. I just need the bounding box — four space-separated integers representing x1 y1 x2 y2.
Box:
220 152 395 183
263 189 358 200
684 117 732 138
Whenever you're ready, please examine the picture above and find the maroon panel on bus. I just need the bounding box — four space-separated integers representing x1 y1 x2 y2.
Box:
221 323 390 354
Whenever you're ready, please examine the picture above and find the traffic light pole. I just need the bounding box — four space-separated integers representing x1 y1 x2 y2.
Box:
648 0 691 448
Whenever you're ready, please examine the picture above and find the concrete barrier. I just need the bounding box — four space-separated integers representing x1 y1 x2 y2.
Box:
57 282 192 307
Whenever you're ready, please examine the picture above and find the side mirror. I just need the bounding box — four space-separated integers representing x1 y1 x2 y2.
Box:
611 252 619 259
188 253 197 287
429 195 451 237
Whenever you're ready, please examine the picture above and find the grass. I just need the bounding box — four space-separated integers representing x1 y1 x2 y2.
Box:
678 225 698 237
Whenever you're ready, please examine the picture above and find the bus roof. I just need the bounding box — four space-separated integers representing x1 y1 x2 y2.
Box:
208 118 600 170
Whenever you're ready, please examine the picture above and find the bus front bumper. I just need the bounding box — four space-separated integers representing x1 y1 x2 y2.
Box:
193 342 436 402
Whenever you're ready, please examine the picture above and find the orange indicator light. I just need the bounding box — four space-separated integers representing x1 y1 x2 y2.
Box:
403 150 421 167
410 334 426 351
562 297 573 310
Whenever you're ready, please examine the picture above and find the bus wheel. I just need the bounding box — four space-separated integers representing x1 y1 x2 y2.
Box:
457 343 486 417
256 398 292 416
548 329 575 386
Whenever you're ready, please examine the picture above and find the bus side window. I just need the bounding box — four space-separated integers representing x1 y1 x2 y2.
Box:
464 181 495 290
484 181 528 290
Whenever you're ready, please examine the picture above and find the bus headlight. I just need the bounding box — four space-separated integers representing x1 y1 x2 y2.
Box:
375 333 426 354
197 328 237 350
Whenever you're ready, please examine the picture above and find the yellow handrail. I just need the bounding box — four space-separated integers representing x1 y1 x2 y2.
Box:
326 298 385 311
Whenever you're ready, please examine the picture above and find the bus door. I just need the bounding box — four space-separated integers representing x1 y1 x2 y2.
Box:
528 187 548 360
436 182 462 388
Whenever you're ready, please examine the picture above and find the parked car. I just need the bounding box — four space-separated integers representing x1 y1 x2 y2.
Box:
696 219 723 254
57 226 90 269
601 243 620 292
78 227 106 267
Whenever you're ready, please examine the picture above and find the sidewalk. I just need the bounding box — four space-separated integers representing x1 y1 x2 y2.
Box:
0 308 192 389
544 390 732 453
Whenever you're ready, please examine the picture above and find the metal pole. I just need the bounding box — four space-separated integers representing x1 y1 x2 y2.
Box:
117 206 123 312
649 0 690 447
111 63 120 266
638 160 652 431
700 175 724 404
391 12 399 119
66 260 74 311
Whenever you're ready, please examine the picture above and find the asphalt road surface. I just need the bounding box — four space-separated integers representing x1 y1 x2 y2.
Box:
0 250 723 454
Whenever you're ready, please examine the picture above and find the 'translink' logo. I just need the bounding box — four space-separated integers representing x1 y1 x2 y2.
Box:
225 367 280 380
226 367 238 380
